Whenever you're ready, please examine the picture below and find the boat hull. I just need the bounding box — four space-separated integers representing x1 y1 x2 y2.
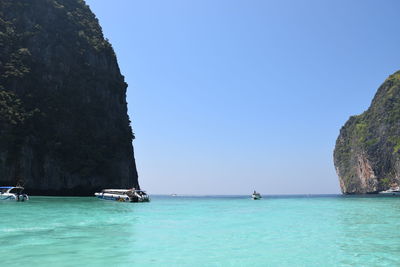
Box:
95 192 150 203
0 194 29 201
379 191 400 196
95 193 130 202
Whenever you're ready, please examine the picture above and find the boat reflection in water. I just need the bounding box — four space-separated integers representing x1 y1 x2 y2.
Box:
95 188 150 202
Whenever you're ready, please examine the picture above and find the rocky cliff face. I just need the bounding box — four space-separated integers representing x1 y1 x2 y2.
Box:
334 71 400 194
0 0 139 195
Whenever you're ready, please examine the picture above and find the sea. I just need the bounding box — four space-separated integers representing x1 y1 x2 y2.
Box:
1 195 400 266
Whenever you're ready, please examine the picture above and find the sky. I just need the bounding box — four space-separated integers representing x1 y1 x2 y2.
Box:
86 0 400 195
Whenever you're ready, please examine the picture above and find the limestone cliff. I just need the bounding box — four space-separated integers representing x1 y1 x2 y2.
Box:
334 71 400 194
0 0 139 195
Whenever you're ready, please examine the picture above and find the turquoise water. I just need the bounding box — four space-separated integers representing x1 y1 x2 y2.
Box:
1 195 400 266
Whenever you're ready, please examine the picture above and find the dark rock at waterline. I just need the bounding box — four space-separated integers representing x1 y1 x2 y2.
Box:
0 0 139 195
334 71 400 194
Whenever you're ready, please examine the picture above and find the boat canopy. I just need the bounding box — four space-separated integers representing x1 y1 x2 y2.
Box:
0 186 24 194
102 189 130 193
102 189 146 193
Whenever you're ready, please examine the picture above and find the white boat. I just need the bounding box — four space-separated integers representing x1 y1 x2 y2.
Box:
379 186 400 195
252 191 262 200
95 188 150 202
0 186 29 201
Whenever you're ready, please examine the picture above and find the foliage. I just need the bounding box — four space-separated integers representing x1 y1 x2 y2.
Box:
0 90 29 125
379 177 391 189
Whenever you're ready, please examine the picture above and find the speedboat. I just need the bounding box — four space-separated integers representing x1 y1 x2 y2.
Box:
252 191 262 200
95 188 150 202
0 186 29 201
379 186 400 195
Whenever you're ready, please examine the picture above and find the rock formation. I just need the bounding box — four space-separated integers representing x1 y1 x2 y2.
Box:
334 71 400 194
0 0 139 195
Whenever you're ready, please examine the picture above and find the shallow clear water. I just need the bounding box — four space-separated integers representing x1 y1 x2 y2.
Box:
1 195 400 266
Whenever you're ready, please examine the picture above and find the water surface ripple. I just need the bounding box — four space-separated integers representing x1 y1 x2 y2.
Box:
1 195 400 266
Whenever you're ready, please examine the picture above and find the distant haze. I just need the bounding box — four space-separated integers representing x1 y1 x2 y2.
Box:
86 0 400 195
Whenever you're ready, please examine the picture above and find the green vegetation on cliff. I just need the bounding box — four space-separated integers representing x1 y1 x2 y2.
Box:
0 0 138 194
334 71 400 194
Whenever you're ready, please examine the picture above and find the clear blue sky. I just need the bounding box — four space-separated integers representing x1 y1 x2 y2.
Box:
86 0 400 195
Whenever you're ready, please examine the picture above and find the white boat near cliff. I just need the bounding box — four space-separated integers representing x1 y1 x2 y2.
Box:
95 188 150 202
0 186 29 201
379 186 400 195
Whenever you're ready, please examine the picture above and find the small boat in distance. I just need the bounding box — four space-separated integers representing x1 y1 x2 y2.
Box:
379 186 400 195
252 190 262 200
0 186 29 201
95 188 150 202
